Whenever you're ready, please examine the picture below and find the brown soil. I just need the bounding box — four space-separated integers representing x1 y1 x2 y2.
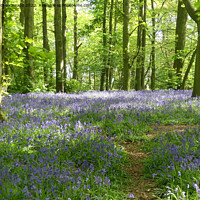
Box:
121 141 160 200
120 124 199 200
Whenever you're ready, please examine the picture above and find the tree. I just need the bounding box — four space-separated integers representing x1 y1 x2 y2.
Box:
100 0 108 91
107 0 114 90
2 0 9 76
0 0 7 122
182 0 200 97
150 0 156 90
73 0 78 80
122 0 130 91
62 0 67 90
109 0 118 90
173 0 188 89
135 0 143 91
24 0 34 93
20 0 25 26
54 0 64 92
141 0 146 90
180 48 196 90
42 0 51 88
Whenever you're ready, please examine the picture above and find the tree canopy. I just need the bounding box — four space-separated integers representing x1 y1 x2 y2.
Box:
0 0 199 95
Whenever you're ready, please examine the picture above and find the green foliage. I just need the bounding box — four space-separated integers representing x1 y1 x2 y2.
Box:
65 79 91 93
65 79 82 93
2 0 198 91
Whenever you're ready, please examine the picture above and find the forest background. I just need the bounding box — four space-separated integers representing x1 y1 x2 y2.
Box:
1 0 200 97
1 1 200 199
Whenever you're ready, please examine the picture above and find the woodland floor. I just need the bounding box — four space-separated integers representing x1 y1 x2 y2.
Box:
120 124 199 200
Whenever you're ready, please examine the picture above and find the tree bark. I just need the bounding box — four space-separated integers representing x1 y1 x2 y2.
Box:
94 71 96 90
0 0 6 122
192 22 200 97
42 0 50 88
107 0 114 90
0 0 2 92
54 0 64 92
2 0 9 76
73 0 78 80
135 0 143 91
173 0 188 89
150 0 156 90
122 0 130 91
141 0 146 90
182 0 200 97
62 0 67 91
20 0 25 26
180 48 196 90
100 0 108 91
24 0 34 93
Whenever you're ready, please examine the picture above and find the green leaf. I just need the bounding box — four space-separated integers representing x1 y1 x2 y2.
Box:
24 37 33 44
194 1 200 10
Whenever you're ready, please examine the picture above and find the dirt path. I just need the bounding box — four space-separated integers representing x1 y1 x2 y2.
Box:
121 141 160 200
120 124 199 200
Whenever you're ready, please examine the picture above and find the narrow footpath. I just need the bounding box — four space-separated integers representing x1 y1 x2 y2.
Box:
121 124 199 200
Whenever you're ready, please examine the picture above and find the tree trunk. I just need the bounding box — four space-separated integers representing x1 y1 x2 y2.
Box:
135 0 143 91
173 0 188 89
20 0 25 26
180 48 196 90
122 0 130 91
141 0 146 90
73 0 78 80
0 0 6 122
54 0 64 92
93 71 96 90
109 0 118 90
182 0 200 97
0 0 2 91
2 0 9 76
100 0 108 91
24 0 34 93
150 0 156 90
62 0 67 91
42 0 50 89
192 22 200 97
107 0 114 91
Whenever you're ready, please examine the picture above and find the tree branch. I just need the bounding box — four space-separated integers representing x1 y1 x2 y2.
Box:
77 43 82 49
182 0 198 22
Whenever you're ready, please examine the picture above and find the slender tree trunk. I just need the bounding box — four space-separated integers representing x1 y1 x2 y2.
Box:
141 0 146 90
180 48 196 90
73 0 78 80
100 0 108 91
0 0 2 92
150 0 156 90
0 0 6 122
109 0 118 90
122 0 130 91
135 0 143 91
93 71 96 90
107 0 114 90
54 0 64 92
62 0 67 91
20 0 25 26
2 0 9 76
42 0 50 89
173 0 188 89
24 0 34 93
